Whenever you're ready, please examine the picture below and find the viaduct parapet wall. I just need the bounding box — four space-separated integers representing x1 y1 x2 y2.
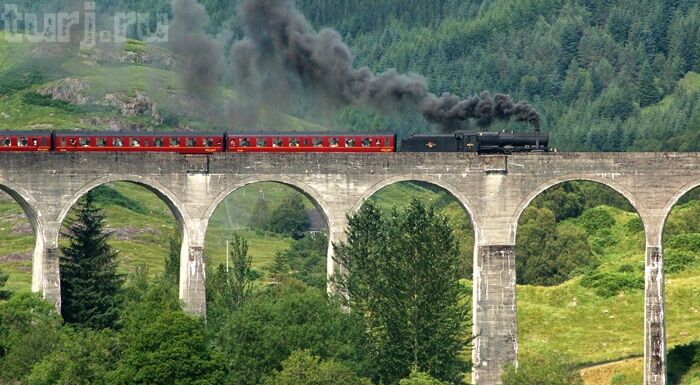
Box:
2 151 697 385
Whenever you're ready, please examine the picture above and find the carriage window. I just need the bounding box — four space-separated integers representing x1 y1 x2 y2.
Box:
79 138 89 147
96 138 107 147
240 138 249 147
384 138 392 147
130 138 141 147
143 139 149 147
256 138 267 147
374 139 382 146
313 138 323 147
114 138 123 147
290 138 300 147
361 138 371 147
19 137 28 146
154 138 164 147
169 137 179 147
186 138 196 147
205 138 214 147
60 138 66 147
41 138 47 146
1 137 10 146
345 138 355 147
330 138 339 147
273 138 283 147
31 138 38 146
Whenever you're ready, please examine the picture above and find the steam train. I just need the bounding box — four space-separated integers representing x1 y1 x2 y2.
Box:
0 130 548 154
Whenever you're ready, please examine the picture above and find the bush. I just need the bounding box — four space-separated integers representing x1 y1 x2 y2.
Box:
580 271 644 297
576 207 615 234
664 250 696 274
263 350 372 385
666 233 700 253
625 217 644 233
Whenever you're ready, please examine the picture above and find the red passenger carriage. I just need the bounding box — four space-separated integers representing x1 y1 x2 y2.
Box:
226 133 395 153
0 131 52 152
54 132 224 154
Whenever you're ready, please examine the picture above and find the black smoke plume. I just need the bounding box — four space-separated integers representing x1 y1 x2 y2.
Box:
231 0 541 131
170 0 223 97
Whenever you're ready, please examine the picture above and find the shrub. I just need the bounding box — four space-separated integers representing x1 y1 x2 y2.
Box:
666 233 700 253
580 271 644 297
576 207 615 234
625 217 644 233
664 250 696 274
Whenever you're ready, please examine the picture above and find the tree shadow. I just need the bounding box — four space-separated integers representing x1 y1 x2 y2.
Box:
667 341 700 385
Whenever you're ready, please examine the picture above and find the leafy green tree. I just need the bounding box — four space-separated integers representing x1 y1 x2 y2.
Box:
60 191 124 330
334 199 469 384
215 286 370 385
0 293 63 383
399 371 450 385
109 310 224 385
266 194 310 238
638 61 660 107
263 350 372 385
28 328 119 385
270 233 328 289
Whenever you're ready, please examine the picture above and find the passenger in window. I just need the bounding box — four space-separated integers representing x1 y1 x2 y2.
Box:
362 138 371 147
313 138 323 147
154 138 163 147
115 138 123 147
132 139 140 147
32 139 38 146
19 137 28 146
241 138 249 147
290 138 300 147
206 138 213 147
345 138 355 147
375 139 382 146
3 137 9 146
70 138 76 146
330 138 339 147
273 139 283 147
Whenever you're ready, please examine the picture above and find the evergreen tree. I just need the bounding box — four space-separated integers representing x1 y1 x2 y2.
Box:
0 269 9 300
163 232 180 285
334 199 469 384
59 191 123 330
638 61 660 107
250 197 270 229
206 233 252 323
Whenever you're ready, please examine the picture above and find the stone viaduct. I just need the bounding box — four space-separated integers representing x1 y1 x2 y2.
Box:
0 151 697 385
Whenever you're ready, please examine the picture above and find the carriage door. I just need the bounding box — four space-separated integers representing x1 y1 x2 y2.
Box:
456 133 464 152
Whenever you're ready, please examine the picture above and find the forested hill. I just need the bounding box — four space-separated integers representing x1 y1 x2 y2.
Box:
2 0 700 151
297 0 700 151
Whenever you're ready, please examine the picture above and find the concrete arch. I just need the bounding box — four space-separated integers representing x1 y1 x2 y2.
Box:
658 178 700 245
0 179 45 293
204 176 336 286
351 175 480 234
57 175 191 235
511 175 646 245
204 175 335 233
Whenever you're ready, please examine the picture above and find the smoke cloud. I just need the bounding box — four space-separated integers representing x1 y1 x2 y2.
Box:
170 0 223 97
171 0 540 131
230 0 540 131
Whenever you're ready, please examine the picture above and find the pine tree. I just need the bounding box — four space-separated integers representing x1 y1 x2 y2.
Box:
163 232 180 285
334 199 468 384
60 191 123 329
638 61 660 107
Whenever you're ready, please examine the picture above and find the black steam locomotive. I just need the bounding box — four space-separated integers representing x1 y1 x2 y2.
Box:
400 130 548 153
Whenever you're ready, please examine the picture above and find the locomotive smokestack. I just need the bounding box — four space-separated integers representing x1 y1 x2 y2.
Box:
231 0 541 131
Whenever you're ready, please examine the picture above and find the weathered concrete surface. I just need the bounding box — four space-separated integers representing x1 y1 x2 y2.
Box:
473 245 517 385
645 246 665 385
1 151 697 385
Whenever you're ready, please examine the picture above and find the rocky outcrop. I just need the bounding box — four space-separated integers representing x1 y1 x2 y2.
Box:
37 79 160 123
